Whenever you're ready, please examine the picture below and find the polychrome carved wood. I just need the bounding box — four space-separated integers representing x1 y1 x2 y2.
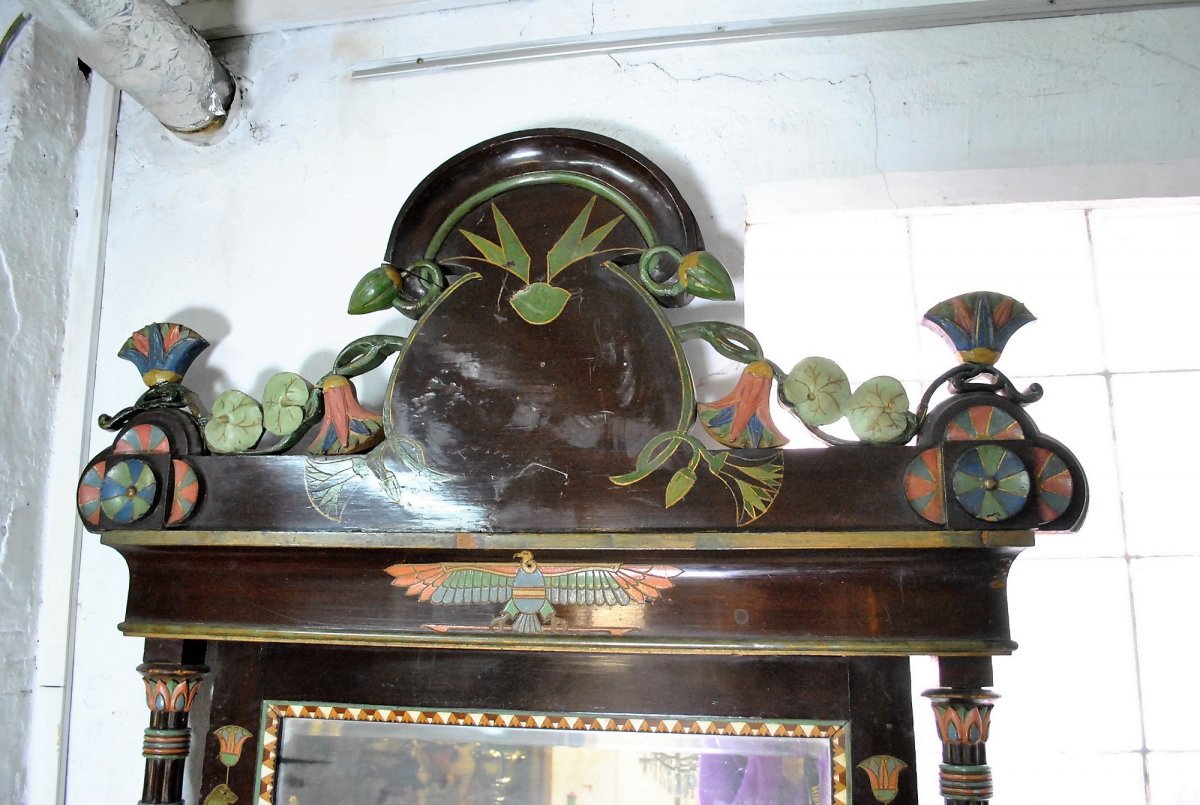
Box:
76 130 1089 805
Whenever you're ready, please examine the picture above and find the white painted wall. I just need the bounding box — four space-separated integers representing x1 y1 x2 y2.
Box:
21 0 1199 802
0 3 90 802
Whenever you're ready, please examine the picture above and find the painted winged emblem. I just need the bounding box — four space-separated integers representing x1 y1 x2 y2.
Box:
385 550 682 634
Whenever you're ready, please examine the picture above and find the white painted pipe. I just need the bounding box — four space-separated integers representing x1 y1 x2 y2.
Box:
19 0 234 137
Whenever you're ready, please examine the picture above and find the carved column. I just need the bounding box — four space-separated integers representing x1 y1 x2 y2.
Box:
923 688 997 804
137 663 209 805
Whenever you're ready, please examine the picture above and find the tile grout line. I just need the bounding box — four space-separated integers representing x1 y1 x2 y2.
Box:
1090 205 1152 802
1087 207 1151 802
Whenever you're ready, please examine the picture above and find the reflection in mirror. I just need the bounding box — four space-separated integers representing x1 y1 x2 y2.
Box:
264 704 847 805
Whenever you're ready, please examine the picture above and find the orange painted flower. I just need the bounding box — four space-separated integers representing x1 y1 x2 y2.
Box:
697 361 788 449
307 375 384 455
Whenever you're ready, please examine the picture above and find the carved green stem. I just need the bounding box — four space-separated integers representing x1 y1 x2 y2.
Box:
236 401 324 456
610 430 710 487
392 260 447 317
332 335 408 378
99 384 208 432
238 335 407 456
425 171 660 261
674 322 764 364
639 245 685 298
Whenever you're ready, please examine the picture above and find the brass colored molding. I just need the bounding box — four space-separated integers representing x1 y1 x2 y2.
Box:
119 620 1018 657
105 529 1034 551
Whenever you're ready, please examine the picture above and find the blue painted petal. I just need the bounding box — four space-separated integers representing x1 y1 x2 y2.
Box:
321 426 339 452
993 316 1035 351
115 499 135 523
972 294 996 352
163 336 209 376
958 487 986 514
707 405 735 428
925 314 973 351
746 414 765 447
994 489 1026 517
118 343 151 375
148 324 166 364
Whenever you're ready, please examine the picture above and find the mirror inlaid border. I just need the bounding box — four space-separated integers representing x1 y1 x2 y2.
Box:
256 700 851 805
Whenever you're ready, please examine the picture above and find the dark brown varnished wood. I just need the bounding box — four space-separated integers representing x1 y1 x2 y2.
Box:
113 543 1020 654
80 131 1091 805
149 444 1026 534
385 129 703 308
196 644 915 805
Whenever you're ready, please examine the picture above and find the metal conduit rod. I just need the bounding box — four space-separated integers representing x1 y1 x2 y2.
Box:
20 0 235 139
353 0 1200 79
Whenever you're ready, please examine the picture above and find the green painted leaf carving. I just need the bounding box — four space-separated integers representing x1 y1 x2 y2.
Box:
610 432 685 486
303 457 365 521
677 251 735 301
262 372 313 436
391 436 451 483
205 390 264 453
665 467 697 508
460 204 530 282
707 451 784 526
846 376 912 443
510 282 572 325
782 356 850 426
546 197 624 282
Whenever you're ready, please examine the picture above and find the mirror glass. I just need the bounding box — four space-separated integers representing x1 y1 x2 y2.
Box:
266 706 844 805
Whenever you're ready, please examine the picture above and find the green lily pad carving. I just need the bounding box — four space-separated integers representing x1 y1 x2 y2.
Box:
205 390 264 453
510 282 572 325
783 356 850 426
846 376 911 443
262 372 314 436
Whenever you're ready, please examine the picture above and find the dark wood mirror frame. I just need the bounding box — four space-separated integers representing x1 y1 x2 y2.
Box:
78 130 1086 805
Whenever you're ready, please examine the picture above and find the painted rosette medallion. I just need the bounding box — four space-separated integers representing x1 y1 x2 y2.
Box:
951 445 1030 522
167 459 202 526
1033 446 1074 523
77 460 107 526
904 448 946 525
945 405 1024 441
115 423 171 454
99 458 158 524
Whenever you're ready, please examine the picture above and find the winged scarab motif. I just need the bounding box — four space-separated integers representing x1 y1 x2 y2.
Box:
385 550 682 634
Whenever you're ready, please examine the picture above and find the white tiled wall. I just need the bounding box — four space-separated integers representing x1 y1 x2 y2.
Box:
746 200 1200 804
